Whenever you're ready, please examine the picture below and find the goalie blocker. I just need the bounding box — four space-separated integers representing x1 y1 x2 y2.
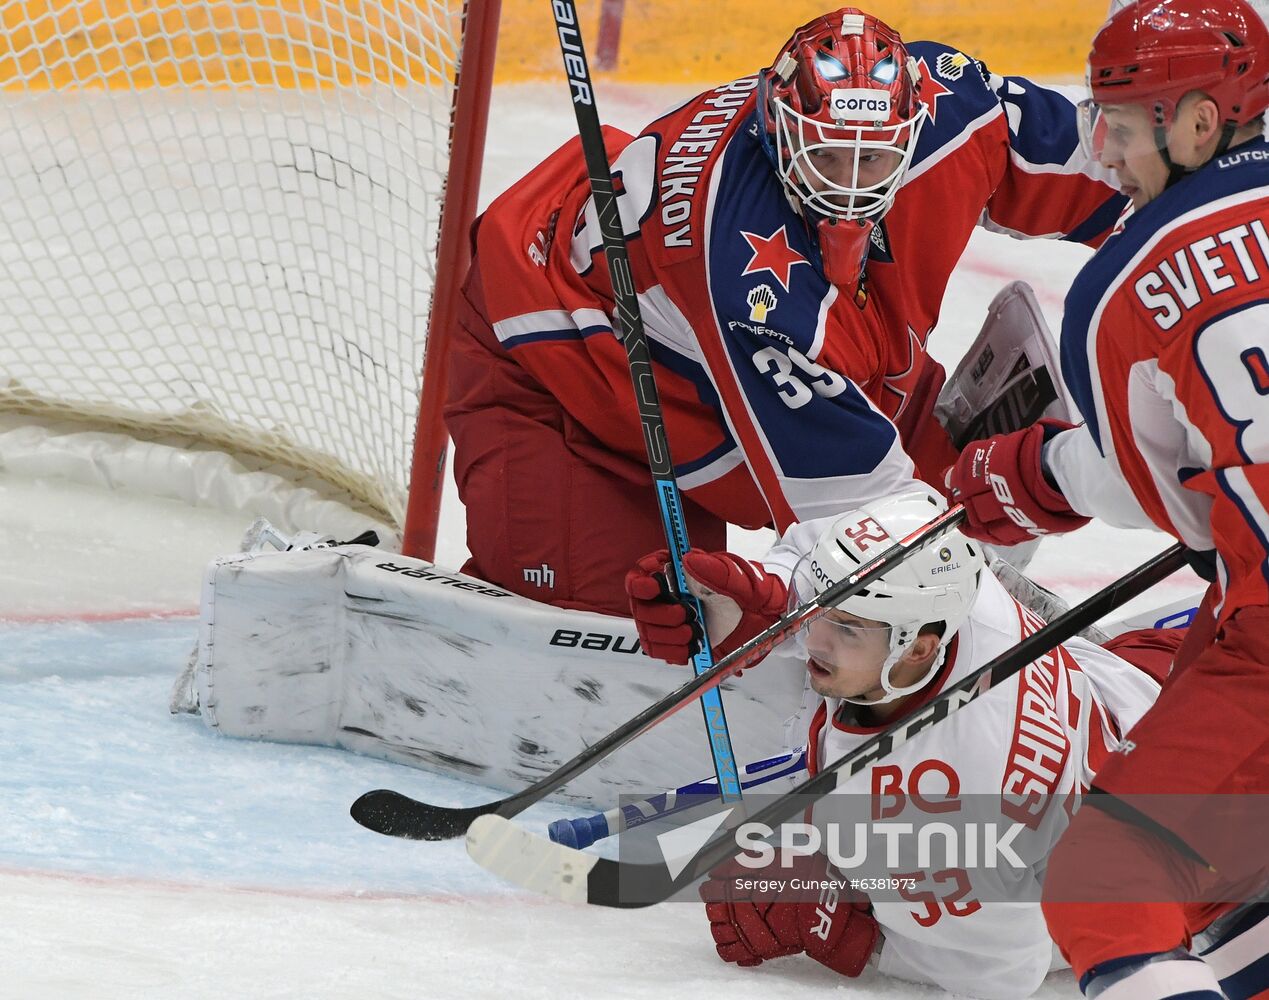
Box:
932 280 1077 572
933 280 1075 451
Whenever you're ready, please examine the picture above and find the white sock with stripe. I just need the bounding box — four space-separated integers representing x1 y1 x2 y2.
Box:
1083 948 1224 1000
1195 900 1269 1000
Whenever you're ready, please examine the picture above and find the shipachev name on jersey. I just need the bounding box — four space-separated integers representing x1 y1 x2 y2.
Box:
799 571 1158 999
473 41 1124 535
1057 138 1269 620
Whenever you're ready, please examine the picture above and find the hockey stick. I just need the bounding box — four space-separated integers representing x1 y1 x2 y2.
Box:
349 503 967 840
546 0 743 803
548 748 808 849
464 542 1190 907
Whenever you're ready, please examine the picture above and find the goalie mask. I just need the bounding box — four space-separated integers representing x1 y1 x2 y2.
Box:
789 490 984 705
758 8 927 269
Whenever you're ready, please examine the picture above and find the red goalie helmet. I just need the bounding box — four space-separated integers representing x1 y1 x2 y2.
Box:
1088 0 1269 128
758 8 926 226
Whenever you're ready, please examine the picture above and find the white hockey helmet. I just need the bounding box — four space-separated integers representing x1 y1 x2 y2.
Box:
789 488 985 704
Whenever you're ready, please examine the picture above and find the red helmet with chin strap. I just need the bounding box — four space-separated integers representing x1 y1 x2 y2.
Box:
1089 0 1269 128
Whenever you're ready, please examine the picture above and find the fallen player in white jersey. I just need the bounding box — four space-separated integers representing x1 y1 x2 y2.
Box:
627 489 1180 998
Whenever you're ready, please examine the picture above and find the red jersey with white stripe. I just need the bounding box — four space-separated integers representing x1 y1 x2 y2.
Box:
1058 138 1269 623
471 42 1123 534
802 571 1160 997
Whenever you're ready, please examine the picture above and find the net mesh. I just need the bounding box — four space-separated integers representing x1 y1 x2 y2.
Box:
0 0 464 525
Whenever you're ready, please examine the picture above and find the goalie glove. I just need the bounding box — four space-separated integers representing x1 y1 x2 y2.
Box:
624 549 787 665
700 854 879 976
945 419 1091 547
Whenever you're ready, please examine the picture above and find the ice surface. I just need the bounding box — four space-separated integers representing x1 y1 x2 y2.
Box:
0 81 1199 999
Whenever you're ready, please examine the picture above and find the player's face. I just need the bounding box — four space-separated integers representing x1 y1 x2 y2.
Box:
1094 104 1172 209
772 100 925 223
805 144 906 195
803 609 893 699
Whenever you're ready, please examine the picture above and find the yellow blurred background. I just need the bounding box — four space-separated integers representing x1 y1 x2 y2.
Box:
496 0 1110 83
0 0 1107 90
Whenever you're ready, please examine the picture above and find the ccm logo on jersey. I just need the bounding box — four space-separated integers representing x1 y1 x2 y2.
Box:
1133 220 1269 330
829 89 891 122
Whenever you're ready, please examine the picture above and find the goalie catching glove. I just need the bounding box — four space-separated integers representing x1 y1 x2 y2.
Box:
625 549 787 665
945 419 1091 547
700 853 879 976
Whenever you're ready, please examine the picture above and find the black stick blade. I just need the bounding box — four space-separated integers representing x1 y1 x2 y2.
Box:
350 789 499 841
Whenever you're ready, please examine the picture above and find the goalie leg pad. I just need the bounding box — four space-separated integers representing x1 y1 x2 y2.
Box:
192 546 809 807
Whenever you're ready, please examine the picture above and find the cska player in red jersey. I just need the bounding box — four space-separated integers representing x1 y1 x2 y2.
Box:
444 7 1125 616
946 1 1269 996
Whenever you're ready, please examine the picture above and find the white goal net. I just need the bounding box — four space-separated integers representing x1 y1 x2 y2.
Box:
0 0 467 532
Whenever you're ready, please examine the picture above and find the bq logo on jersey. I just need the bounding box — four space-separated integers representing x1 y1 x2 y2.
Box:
829 89 891 122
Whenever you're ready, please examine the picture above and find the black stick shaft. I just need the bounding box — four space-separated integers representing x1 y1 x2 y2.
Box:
547 0 742 798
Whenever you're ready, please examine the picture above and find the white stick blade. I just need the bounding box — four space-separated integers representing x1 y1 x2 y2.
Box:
466 815 597 904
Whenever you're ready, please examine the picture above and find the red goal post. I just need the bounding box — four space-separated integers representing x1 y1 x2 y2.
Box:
403 0 500 560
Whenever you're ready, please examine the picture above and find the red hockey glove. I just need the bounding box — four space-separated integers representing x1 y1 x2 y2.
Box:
625 549 787 665
700 854 878 976
945 419 1091 547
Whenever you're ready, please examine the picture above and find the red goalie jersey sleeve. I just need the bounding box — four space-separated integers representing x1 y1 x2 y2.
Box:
1060 140 1269 622
471 46 1123 535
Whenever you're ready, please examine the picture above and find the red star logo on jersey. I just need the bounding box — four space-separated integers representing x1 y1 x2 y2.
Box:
915 58 953 124
741 225 810 292
882 325 932 420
